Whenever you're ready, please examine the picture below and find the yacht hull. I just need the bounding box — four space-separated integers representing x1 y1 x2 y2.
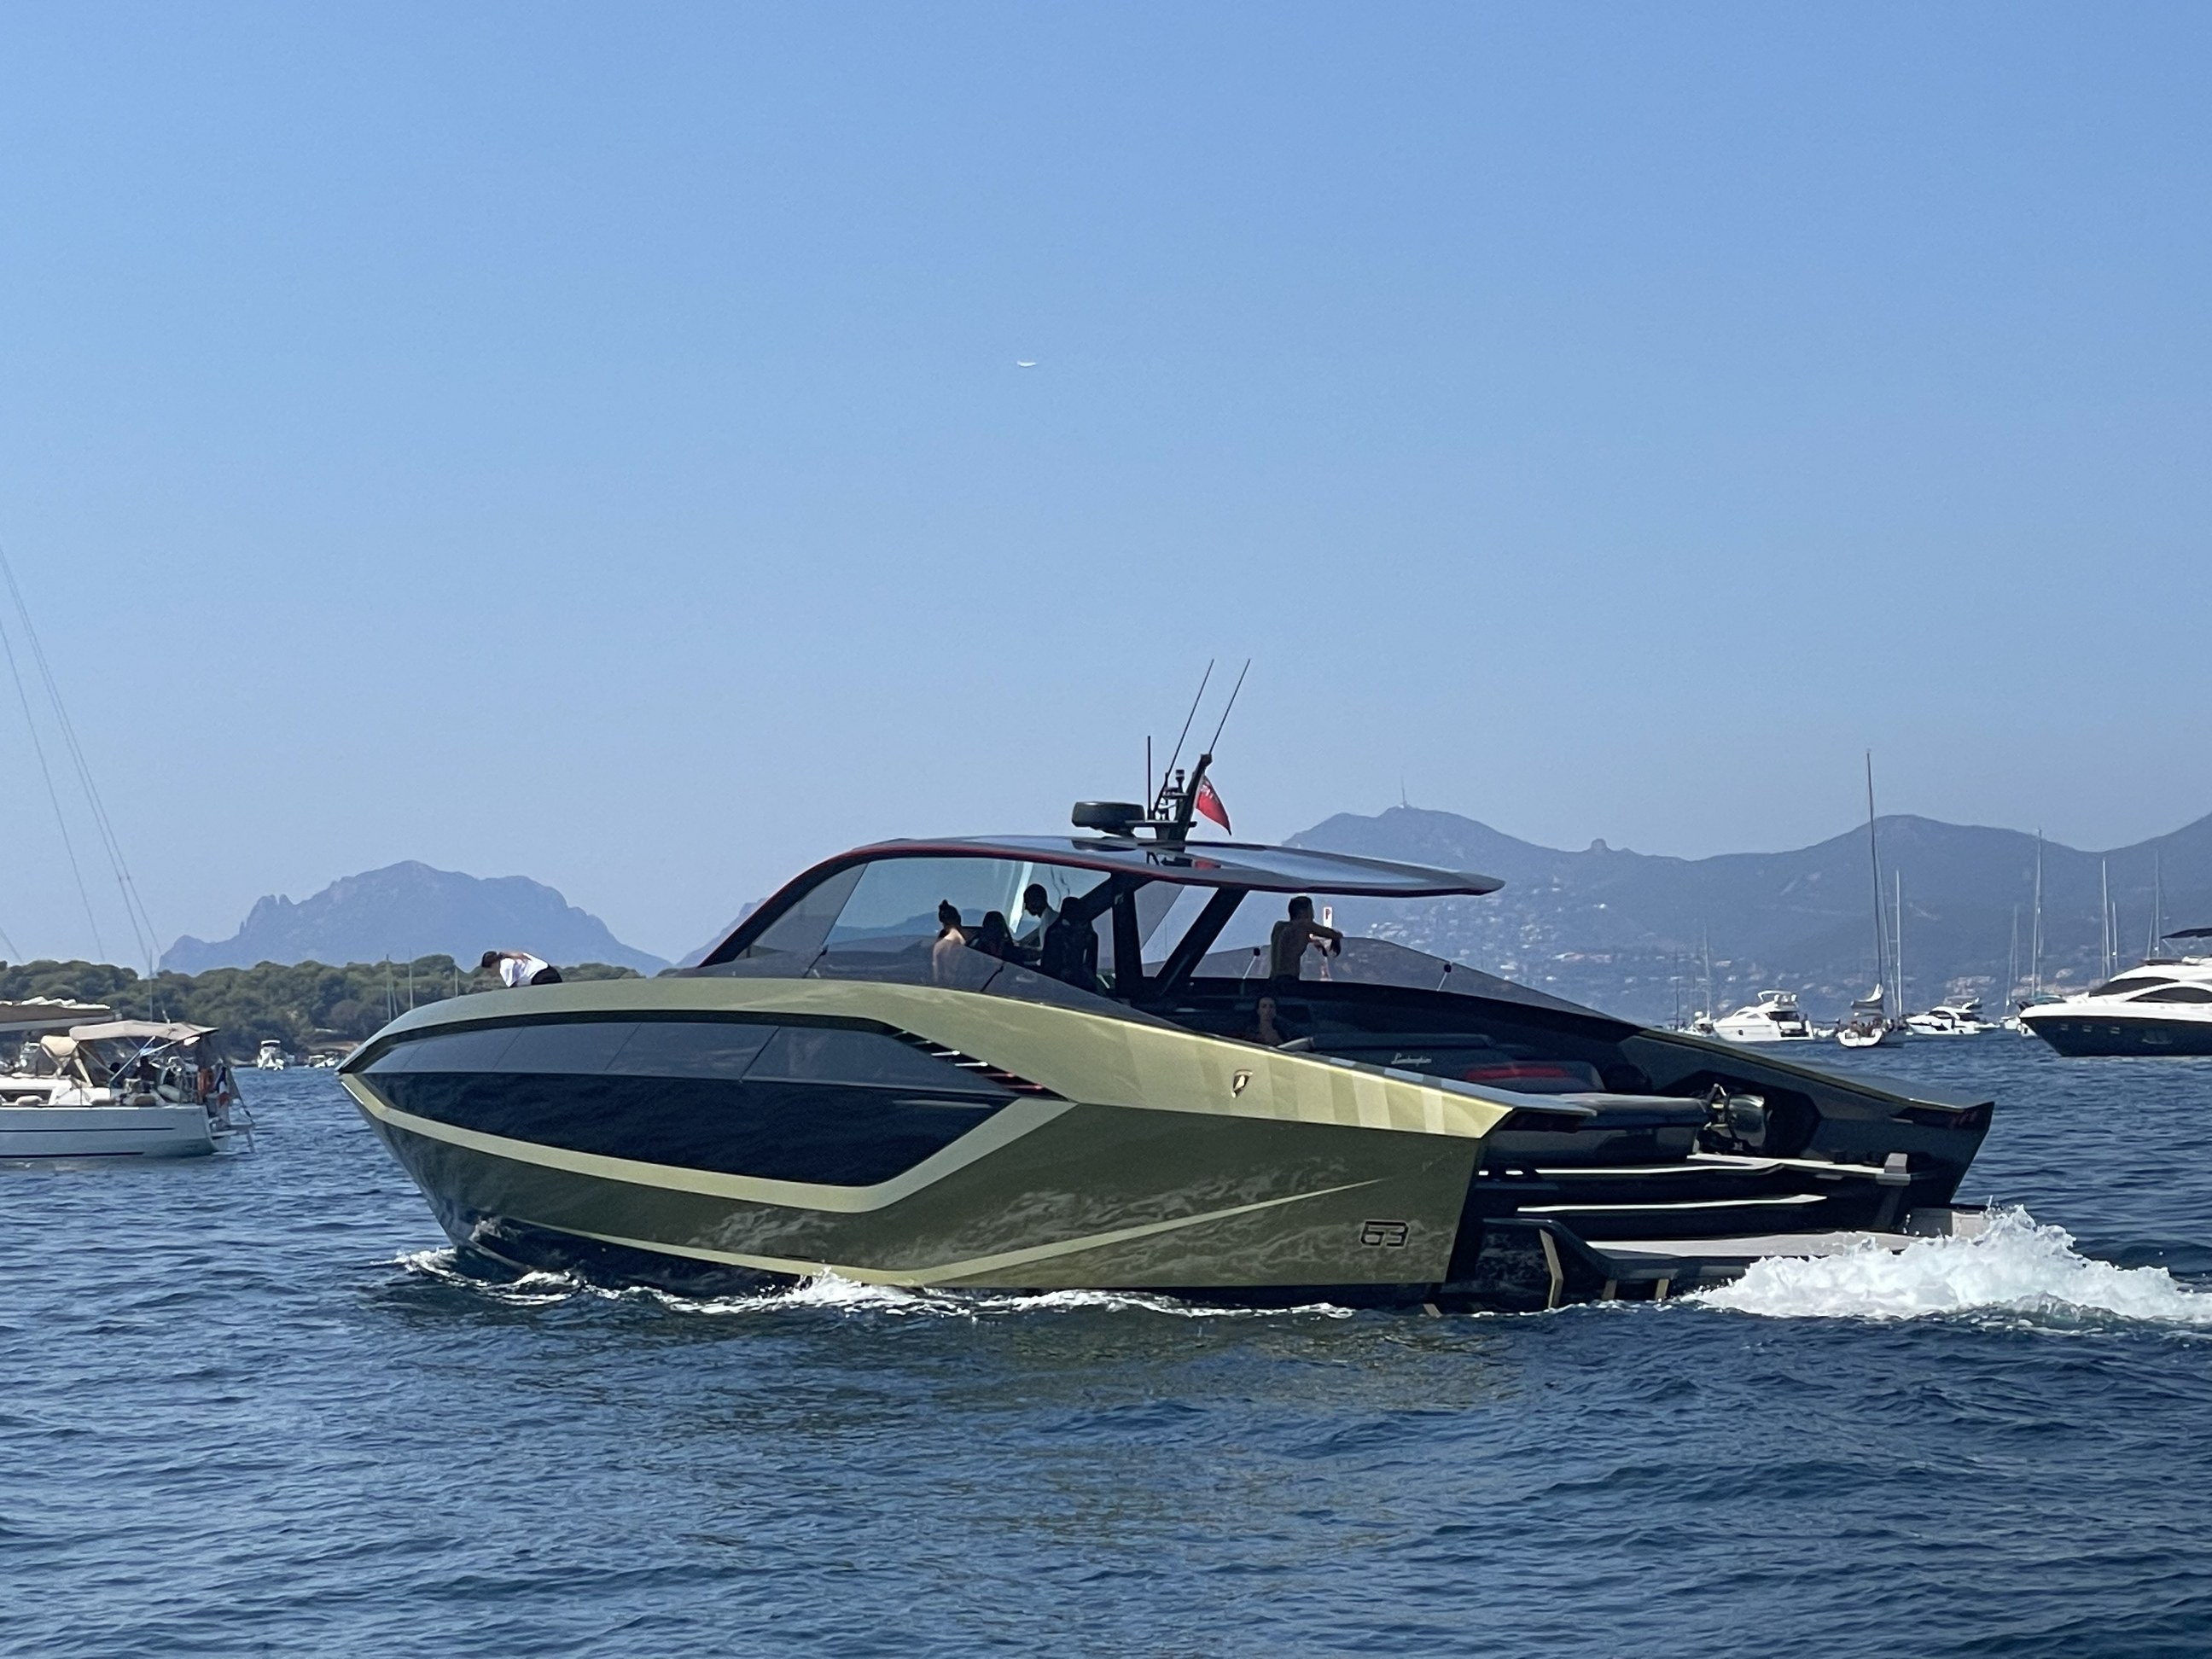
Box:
359 1092 1482 1299
0 1103 218 1158
344 977 1990 1310
2022 1013 2212 1057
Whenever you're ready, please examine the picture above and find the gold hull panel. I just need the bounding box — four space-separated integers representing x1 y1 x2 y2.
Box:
345 976 1510 1294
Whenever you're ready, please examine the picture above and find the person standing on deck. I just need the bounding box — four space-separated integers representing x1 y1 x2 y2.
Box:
480 949 562 987
1268 896 1342 992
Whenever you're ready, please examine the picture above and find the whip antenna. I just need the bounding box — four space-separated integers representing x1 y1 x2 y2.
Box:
1206 659 1250 752
1155 660 1212 813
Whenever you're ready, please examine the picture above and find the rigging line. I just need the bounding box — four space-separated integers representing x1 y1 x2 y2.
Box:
1205 659 1251 753
0 549 157 966
0 604 105 958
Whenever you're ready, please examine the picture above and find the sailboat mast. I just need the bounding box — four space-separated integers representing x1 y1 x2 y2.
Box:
2100 858 2113 981
1894 869 1905 1020
2030 831 2044 1000
1864 754 1886 1000
2007 905 2019 1007
2153 849 2164 953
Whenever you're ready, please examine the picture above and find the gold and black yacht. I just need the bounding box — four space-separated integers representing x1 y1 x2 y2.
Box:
342 761 1994 1310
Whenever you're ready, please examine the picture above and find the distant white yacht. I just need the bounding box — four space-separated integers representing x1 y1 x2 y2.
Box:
2019 931 2212 1056
1709 991 1816 1044
1906 998 1994 1037
255 1039 290 1071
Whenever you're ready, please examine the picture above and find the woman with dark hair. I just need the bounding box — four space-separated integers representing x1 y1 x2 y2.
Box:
970 910 1016 960
930 901 969 984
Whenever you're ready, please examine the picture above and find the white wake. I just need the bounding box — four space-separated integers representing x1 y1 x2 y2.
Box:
1691 1206 2212 1326
392 1252 1351 1319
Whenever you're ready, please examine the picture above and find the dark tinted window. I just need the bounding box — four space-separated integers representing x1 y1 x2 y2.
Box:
367 1019 779 1078
2135 984 2212 1004
606 1022 776 1077
502 1022 640 1074
749 1025 1004 1093
2094 976 2174 997
365 1071 1002 1185
366 1027 517 1074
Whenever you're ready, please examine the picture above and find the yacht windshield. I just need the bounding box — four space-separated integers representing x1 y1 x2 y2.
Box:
731 854 1183 973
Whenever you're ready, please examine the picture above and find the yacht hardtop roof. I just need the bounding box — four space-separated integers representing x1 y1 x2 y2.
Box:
824 835 1505 898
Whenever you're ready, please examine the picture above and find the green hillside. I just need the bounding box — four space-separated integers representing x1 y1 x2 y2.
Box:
0 957 644 1062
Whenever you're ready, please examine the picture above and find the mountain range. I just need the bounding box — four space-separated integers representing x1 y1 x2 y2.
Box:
155 809 2212 1023
160 862 667 975
1293 806 2212 1023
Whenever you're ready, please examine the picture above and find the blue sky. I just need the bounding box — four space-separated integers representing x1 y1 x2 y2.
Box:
1 3 2207 962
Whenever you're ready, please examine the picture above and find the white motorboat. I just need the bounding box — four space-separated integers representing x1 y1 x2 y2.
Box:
1906 998 1994 1037
254 1039 290 1071
2019 930 2212 1057
0 1019 251 1158
1710 991 1816 1044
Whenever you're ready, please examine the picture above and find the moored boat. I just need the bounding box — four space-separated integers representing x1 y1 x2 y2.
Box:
1906 998 1993 1037
1709 991 1815 1045
2019 930 2212 1057
1836 988 1907 1048
342 758 1995 1312
0 1018 250 1158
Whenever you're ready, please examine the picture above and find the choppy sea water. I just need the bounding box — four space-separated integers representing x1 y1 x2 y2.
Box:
5 1044 2212 1657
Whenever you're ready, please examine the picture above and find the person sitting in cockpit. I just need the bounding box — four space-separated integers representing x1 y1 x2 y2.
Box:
1039 901 1098 988
1015 883 1056 963
969 911 1016 961
930 901 969 984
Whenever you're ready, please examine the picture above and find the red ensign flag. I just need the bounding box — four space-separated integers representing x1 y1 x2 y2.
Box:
1194 777 1231 831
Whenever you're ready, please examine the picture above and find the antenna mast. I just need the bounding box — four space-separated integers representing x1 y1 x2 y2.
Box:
1149 659 1251 845
1150 661 1213 824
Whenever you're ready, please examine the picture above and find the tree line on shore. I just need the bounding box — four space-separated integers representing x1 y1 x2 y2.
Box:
0 957 644 1061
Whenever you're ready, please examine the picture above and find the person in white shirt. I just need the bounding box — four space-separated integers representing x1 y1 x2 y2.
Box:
480 949 562 987
1016 883 1057 963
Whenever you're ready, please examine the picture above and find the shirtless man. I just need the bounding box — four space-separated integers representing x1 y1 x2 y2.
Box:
1267 896 1342 990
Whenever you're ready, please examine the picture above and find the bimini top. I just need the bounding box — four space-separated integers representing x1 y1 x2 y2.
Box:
0 998 114 1035
67 1020 216 1045
791 835 1501 899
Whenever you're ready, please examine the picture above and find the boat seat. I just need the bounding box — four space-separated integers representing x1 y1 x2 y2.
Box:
1479 1092 1708 1167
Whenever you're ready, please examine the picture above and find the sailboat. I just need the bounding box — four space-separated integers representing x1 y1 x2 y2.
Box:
2007 832 2059 1035
1837 757 1907 1047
